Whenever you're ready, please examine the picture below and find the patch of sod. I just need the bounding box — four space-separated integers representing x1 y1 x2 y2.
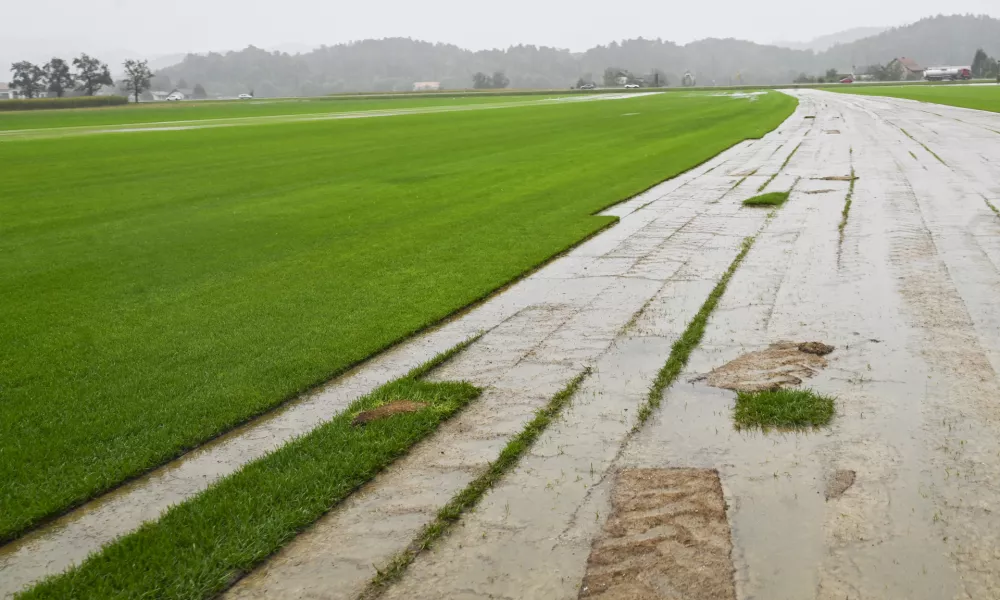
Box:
733 388 835 431
18 344 480 600
636 235 757 428
361 367 591 598
831 83 1000 114
0 91 797 541
743 191 790 207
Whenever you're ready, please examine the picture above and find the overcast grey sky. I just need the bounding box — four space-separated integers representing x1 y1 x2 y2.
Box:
5 0 1000 57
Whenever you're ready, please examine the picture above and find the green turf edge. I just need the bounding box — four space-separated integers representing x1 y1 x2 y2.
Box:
358 367 592 599
0 217 617 549
743 191 790 207
984 194 1000 217
733 388 836 431
17 339 483 600
634 235 757 430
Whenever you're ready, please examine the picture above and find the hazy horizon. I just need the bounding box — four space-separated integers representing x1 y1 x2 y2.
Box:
3 0 1000 65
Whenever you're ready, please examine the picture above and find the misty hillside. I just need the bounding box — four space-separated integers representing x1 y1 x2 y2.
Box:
774 27 888 53
156 14 1000 97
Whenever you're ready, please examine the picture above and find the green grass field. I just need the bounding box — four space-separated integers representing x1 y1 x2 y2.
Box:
0 94 567 132
0 90 796 542
832 83 1000 113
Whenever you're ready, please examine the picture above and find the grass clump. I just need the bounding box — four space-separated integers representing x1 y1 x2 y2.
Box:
361 368 591 598
19 345 480 600
743 191 790 207
636 236 756 428
0 90 797 541
733 388 835 431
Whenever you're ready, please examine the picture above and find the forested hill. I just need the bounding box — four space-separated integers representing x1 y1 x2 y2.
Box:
156 14 1000 97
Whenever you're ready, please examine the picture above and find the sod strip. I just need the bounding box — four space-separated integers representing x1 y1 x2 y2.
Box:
733 388 835 431
635 235 757 429
19 342 481 600
359 367 592 599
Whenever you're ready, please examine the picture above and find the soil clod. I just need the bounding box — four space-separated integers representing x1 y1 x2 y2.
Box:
580 468 736 600
798 341 835 356
704 341 834 392
825 469 857 500
351 401 427 426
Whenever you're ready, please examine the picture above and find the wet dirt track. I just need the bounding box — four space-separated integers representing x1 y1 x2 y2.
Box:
4 90 1000 599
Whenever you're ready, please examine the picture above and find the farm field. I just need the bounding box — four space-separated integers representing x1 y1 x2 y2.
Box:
0 90 797 543
0 93 571 132
832 82 1000 112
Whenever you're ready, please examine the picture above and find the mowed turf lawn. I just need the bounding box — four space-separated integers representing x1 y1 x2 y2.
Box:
833 83 1000 113
0 94 566 132
0 91 796 542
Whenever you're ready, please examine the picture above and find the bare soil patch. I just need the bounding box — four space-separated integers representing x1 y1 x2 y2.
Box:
351 401 427 426
817 175 858 182
825 469 856 500
580 468 735 600
825 130 842 134
703 341 834 392
803 189 837 195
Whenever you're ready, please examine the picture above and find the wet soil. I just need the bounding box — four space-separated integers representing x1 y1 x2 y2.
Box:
351 401 426 426
702 341 833 392
580 469 735 600
824 469 856 500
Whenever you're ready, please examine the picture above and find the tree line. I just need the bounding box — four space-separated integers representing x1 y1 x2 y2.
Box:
8 55 211 103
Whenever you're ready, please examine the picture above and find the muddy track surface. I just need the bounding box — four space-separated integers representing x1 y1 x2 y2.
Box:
5 90 1000 599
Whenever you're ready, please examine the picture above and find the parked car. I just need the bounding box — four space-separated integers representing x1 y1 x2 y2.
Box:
624 84 641 89
839 77 855 84
238 93 254 100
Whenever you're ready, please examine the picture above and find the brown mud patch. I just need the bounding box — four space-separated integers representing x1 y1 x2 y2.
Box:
803 189 837 195
580 468 735 600
351 401 426 426
825 130 842 134
701 341 834 392
825 469 856 500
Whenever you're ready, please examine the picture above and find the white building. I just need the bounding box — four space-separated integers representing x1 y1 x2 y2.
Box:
412 81 441 92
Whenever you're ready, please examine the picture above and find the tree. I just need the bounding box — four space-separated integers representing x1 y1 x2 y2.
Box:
472 72 490 89
177 78 189 89
10 61 46 98
826 68 840 81
603 67 625 87
972 48 994 78
886 60 904 81
73 54 114 96
491 71 509 89
192 83 207 99
122 59 153 103
44 58 76 97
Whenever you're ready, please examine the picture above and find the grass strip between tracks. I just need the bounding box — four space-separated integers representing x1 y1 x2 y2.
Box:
19 341 481 600
360 368 592 599
635 235 758 429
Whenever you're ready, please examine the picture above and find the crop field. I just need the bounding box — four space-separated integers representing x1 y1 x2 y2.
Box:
0 90 797 543
832 83 1000 112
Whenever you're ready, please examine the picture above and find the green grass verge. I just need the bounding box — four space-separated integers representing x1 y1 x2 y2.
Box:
733 388 835 431
743 191 790 207
636 236 757 428
18 343 480 600
831 83 1000 114
0 91 797 542
360 367 591 599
